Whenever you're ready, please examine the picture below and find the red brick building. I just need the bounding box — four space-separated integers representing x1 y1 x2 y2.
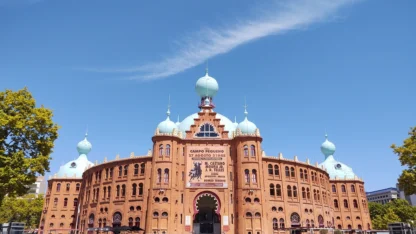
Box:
39 71 371 234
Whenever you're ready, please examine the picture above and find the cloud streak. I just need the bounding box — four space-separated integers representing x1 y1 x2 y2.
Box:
89 0 359 81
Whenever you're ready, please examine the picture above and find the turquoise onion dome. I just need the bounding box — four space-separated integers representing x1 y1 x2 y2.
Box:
195 69 219 98
77 133 92 155
237 107 257 134
320 134 336 158
157 108 177 134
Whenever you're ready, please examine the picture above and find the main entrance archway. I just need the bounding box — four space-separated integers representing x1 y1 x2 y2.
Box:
193 192 221 234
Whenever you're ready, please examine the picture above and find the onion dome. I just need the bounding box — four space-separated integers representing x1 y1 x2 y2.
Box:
157 107 177 134
56 133 94 178
237 106 257 134
195 69 219 98
77 133 92 155
320 134 336 158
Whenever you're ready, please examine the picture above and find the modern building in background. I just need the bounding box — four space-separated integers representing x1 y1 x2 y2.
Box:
366 188 399 204
27 176 47 196
397 184 416 206
38 71 372 234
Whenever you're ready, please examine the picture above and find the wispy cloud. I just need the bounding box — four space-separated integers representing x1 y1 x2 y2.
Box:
88 0 360 81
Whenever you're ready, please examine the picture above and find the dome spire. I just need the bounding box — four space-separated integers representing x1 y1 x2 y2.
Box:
243 97 248 118
237 97 258 134
166 95 171 117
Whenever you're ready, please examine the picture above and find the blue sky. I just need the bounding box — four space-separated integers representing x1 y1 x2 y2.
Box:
1 0 415 192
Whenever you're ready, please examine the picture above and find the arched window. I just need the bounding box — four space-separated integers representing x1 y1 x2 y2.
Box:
276 184 282 196
307 188 310 199
250 145 256 156
56 183 61 192
130 206 134 211
304 169 308 180
73 198 78 207
103 218 107 227
124 165 128 176
98 219 102 228
338 225 342 229
136 206 141 211
302 187 306 199
254 198 260 203
356 216 361 220
49 223 54 228
162 212 168 217
164 169 169 183
66 183 70 192
128 217 133 227
255 212 261 217
278 207 283 212
313 190 317 200
64 198 68 207
287 185 292 197
318 215 324 228
246 212 252 217
196 123 219 137
134 164 139 175
272 206 277 211
245 197 251 203
54 198 58 207
293 186 298 198
270 184 275 196
311 219 315 228
157 169 162 183
348 225 352 230
306 219 310 228
140 163 145 175
351 185 356 192
274 165 279 176
243 145 249 156
353 199 358 208
244 169 250 183
279 218 285 229
159 144 163 156
135 217 140 227
113 212 122 226
89 214 95 226
116 185 120 197
273 218 278 230
118 166 122 177
358 224 362 230
121 185 126 196
300 169 304 179
251 169 257 183
162 197 168 202
334 199 339 208
76 183 80 191
332 184 336 193
268 164 273 175
290 167 295 177
285 166 290 177
153 212 159 217
138 183 143 195
166 144 171 156
108 186 111 198
103 187 107 199
368 223 371 230
344 199 349 208
132 184 137 196
311 172 315 181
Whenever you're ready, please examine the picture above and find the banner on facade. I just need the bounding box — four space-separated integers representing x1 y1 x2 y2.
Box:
185 146 228 188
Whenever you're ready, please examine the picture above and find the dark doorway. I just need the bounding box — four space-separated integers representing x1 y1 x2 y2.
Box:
193 195 220 234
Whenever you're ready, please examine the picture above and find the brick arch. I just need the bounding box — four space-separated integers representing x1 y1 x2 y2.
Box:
193 191 221 219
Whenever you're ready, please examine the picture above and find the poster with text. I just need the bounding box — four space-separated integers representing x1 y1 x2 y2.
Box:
186 146 228 188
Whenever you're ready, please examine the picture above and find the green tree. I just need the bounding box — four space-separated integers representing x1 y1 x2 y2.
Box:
369 202 387 220
0 194 44 228
392 127 416 195
372 208 400 230
0 88 59 202
385 199 416 223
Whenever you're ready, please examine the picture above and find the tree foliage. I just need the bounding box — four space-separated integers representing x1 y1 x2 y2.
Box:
392 127 416 195
0 194 44 228
0 88 59 202
369 199 416 230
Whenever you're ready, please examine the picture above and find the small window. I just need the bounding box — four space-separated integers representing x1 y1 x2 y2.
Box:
246 212 252 217
268 164 273 175
153 212 159 217
195 123 219 137
162 212 168 217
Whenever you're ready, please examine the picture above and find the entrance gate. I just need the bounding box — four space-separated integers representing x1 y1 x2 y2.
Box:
193 192 221 234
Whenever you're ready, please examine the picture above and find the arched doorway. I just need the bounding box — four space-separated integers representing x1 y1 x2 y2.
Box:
193 192 221 234
113 212 122 227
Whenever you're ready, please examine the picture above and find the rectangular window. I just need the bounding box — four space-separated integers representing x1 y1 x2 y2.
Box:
230 172 233 181
182 172 184 181
180 214 183 224
181 194 183 204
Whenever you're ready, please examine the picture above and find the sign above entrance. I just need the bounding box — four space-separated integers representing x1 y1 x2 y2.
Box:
186 146 228 188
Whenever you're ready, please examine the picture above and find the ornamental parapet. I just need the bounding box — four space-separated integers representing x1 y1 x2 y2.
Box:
154 127 183 138
233 128 261 137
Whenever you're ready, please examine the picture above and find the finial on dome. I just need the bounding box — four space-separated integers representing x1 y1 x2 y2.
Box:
243 97 248 117
166 95 171 117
